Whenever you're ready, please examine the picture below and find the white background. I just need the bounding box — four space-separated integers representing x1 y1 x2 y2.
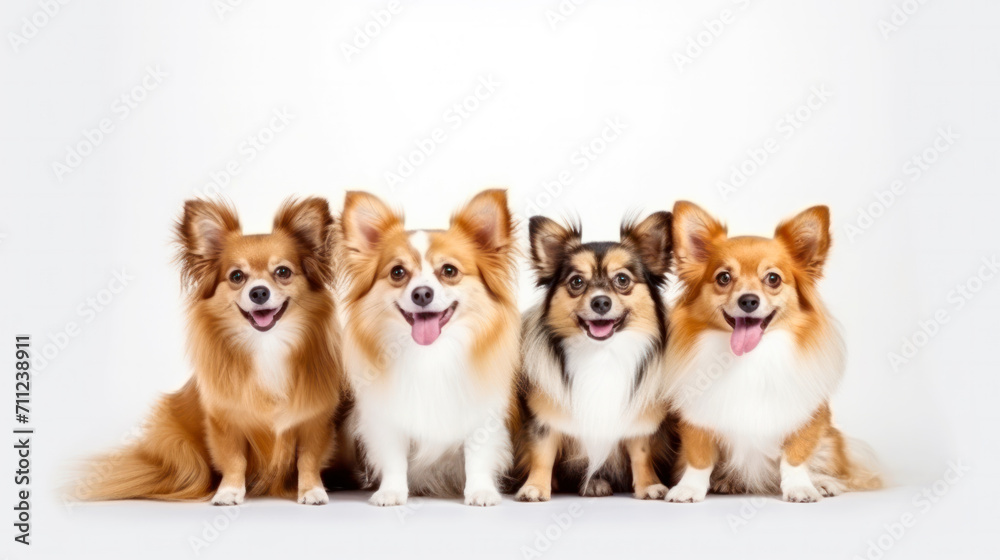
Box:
2 0 999 558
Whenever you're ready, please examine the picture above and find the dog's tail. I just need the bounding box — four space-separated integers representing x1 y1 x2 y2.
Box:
75 379 215 501
844 436 884 491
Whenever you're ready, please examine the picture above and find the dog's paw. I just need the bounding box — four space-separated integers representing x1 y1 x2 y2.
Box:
634 483 669 500
465 488 502 507
211 485 246 506
515 483 551 502
297 486 329 505
369 487 408 507
782 484 822 503
665 484 707 503
581 478 613 497
814 479 844 498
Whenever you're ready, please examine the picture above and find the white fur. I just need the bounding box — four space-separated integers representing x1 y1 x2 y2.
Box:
667 327 845 491
554 330 657 477
211 485 245 506
780 458 822 502
347 230 512 506
666 465 711 503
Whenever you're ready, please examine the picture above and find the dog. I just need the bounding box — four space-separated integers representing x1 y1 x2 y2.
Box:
79 197 343 505
338 189 519 507
664 201 881 503
514 212 675 501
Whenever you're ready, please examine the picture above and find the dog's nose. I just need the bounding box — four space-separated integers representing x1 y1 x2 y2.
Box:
738 294 759 313
411 286 434 307
249 285 270 305
591 295 612 315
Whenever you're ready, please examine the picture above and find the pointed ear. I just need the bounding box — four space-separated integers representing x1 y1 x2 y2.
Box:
775 205 831 280
274 197 336 288
174 199 241 297
621 211 673 276
451 189 513 251
672 201 726 282
340 191 402 253
529 216 581 283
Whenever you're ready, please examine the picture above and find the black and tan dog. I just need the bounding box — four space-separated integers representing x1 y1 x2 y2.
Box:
514 212 675 501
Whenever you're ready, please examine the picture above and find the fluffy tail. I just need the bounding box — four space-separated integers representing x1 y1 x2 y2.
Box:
845 437 884 491
76 380 215 501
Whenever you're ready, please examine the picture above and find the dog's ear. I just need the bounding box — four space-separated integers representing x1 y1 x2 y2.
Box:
274 197 336 289
621 211 673 277
775 205 831 280
340 191 402 253
452 189 518 302
451 189 514 251
529 216 581 285
175 199 241 298
672 201 726 284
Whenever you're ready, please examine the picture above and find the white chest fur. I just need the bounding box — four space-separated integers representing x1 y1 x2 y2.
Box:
353 324 504 453
672 329 844 461
241 325 296 399
555 331 654 474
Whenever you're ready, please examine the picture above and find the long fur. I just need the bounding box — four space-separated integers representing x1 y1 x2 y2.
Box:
513 213 677 500
78 197 344 503
338 189 520 506
664 201 881 502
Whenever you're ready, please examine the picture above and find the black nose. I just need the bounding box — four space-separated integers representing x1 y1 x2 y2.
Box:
411 286 434 307
591 295 612 315
249 285 270 305
738 294 759 313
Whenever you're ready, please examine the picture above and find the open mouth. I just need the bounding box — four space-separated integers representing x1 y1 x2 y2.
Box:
238 300 289 332
397 301 458 346
722 309 777 356
577 312 629 341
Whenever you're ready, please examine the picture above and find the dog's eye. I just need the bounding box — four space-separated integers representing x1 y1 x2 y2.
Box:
765 272 782 287
390 266 407 281
569 275 585 291
229 270 244 284
614 273 631 290
275 266 291 279
716 271 731 286
441 264 458 278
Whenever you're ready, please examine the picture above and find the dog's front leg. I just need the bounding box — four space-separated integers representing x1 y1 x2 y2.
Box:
463 410 510 507
207 415 248 505
365 425 410 507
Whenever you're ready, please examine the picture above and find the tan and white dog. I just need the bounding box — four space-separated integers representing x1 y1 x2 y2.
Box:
664 201 881 503
338 189 520 506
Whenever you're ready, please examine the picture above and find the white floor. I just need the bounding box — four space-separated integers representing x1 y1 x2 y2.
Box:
25 481 993 560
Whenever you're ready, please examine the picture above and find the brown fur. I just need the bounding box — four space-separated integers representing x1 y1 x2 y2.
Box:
513 213 676 500
667 201 881 498
78 198 344 503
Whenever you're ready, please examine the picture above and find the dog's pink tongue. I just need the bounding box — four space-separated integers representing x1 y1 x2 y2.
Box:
588 321 615 339
730 317 764 356
412 314 442 346
252 309 277 328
